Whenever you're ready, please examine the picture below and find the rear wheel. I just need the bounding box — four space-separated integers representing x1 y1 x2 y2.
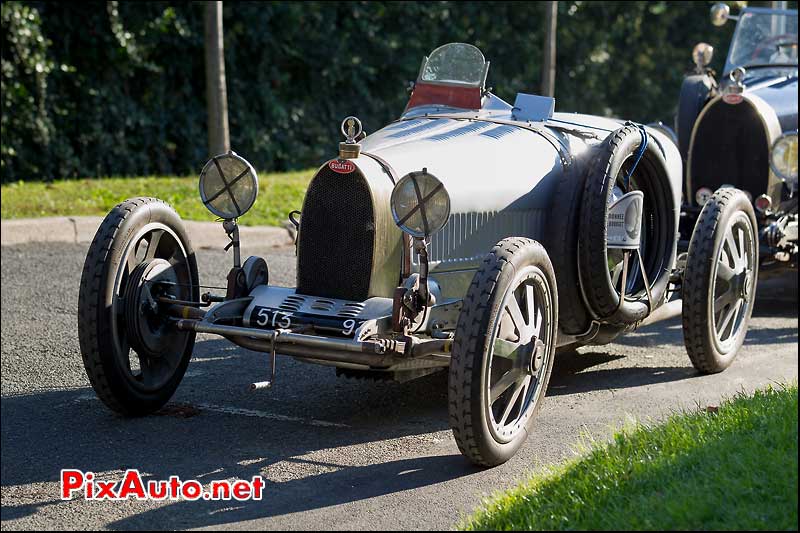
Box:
682 188 758 373
78 197 199 415
449 238 557 467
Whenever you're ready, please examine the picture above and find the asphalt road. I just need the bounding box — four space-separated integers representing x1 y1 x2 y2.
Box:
1 240 797 530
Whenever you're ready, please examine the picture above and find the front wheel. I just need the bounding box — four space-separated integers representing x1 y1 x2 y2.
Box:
78 197 199 415
449 238 558 467
682 188 758 373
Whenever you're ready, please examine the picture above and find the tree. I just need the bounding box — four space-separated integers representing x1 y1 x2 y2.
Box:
541 1 557 97
3 1 752 181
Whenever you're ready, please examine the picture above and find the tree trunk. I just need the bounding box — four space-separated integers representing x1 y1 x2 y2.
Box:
204 1 230 157
541 1 557 98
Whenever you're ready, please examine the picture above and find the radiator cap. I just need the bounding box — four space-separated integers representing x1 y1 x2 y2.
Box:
339 116 363 159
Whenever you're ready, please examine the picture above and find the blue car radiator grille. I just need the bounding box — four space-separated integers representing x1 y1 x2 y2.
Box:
690 99 769 204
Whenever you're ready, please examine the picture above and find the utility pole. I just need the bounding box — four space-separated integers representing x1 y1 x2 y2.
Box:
541 1 558 97
204 1 230 157
771 2 788 35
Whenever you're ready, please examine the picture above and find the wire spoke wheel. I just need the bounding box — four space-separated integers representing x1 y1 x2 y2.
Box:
606 159 649 298
579 124 676 327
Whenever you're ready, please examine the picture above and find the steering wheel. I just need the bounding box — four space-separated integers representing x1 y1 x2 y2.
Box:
751 33 797 62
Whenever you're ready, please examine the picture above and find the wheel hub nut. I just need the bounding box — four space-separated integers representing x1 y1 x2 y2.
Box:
529 338 545 374
742 272 752 300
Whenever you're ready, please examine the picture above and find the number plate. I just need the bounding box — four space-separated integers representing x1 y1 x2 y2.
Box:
250 306 364 337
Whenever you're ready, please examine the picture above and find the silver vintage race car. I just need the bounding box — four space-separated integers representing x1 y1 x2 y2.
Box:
78 43 760 467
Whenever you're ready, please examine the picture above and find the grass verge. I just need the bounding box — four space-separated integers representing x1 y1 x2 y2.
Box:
0 170 314 227
463 384 798 531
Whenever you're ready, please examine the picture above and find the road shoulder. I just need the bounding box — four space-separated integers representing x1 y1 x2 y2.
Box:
0 216 293 249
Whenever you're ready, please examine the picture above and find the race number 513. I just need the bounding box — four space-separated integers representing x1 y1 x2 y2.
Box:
254 307 359 337
255 308 291 329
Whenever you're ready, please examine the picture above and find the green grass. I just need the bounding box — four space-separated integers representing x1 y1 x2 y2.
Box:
0 170 314 227
463 384 799 531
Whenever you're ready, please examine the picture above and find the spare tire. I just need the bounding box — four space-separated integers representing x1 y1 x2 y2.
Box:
578 124 677 326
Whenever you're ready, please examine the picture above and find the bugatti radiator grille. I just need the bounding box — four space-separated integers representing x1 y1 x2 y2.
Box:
297 166 374 301
690 99 769 204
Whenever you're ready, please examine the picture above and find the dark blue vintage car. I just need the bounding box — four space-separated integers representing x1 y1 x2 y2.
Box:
677 3 797 275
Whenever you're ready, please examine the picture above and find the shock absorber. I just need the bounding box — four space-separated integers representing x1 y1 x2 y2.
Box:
762 216 788 249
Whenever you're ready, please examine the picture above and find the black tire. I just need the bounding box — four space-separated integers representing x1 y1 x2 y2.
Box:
449 237 558 467
78 197 199 415
682 188 758 373
578 124 677 325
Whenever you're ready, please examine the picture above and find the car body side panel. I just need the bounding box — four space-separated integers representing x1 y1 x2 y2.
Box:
354 111 681 302
352 156 405 298
749 77 798 132
361 118 563 279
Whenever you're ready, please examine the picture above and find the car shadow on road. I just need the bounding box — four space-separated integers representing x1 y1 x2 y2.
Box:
110 453 478 529
545 292 798 396
589 292 798 350
2 289 796 529
0 336 472 528
0 346 697 529
546 349 697 396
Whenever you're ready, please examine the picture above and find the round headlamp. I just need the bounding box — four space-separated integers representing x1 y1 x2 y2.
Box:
692 42 714 69
391 169 451 238
770 131 798 183
695 187 713 206
199 152 259 220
